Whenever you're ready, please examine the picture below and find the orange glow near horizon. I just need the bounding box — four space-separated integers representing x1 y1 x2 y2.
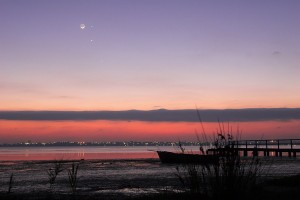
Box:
0 120 299 143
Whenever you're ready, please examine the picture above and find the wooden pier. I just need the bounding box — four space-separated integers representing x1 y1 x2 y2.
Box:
207 139 300 157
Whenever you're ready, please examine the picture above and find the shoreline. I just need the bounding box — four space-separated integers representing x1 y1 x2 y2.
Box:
0 157 160 163
0 157 300 199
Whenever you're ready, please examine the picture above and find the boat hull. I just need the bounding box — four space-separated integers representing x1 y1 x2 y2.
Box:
157 151 218 164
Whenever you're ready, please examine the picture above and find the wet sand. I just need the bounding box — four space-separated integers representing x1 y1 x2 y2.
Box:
0 158 300 199
0 159 182 199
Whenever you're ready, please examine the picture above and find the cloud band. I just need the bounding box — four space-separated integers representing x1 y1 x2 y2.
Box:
0 108 299 122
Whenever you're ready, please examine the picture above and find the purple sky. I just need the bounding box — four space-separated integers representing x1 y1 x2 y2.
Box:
1 0 300 111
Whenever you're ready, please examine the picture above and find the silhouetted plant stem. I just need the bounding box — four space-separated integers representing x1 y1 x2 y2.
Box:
47 160 64 189
7 173 14 194
68 162 80 194
175 120 268 200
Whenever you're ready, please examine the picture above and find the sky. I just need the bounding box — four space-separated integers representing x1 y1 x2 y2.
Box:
1 0 299 111
0 0 300 142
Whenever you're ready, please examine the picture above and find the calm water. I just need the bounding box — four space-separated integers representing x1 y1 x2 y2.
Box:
0 145 299 160
0 146 203 161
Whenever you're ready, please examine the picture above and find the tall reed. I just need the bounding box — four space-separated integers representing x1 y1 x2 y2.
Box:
7 173 14 194
47 160 64 188
68 162 80 194
176 115 266 200
176 132 266 200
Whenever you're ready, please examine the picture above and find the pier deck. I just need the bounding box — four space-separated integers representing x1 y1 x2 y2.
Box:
207 139 300 157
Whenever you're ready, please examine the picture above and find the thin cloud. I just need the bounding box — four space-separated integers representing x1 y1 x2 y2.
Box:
272 51 281 56
52 95 77 99
0 108 299 122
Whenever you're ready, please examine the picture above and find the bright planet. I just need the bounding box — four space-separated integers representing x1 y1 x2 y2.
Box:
80 23 85 30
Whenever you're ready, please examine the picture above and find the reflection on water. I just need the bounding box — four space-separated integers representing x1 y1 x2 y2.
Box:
0 146 185 161
1 145 299 161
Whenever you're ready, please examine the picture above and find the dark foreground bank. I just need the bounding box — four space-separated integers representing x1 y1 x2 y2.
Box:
0 158 300 199
0 174 300 200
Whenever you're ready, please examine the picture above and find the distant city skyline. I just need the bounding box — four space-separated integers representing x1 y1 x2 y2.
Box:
0 141 202 146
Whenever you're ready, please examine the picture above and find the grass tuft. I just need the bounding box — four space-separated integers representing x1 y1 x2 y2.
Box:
47 160 64 189
175 119 267 200
68 162 80 194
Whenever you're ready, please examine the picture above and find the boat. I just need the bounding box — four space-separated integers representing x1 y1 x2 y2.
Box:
157 151 218 164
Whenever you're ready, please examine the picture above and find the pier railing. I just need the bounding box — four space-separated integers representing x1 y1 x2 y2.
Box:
207 139 300 157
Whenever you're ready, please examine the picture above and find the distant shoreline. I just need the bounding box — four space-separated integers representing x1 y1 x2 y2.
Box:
0 141 203 147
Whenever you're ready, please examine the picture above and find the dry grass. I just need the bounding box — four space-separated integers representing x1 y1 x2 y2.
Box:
7 173 14 194
47 160 64 189
175 118 267 200
68 162 80 194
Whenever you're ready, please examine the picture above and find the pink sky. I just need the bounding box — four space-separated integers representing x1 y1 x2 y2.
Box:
0 120 299 143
